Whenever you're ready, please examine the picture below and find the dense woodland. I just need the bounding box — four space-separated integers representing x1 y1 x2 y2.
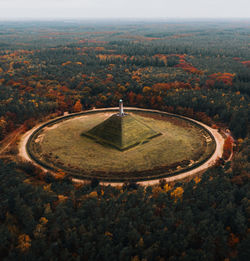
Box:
0 20 249 260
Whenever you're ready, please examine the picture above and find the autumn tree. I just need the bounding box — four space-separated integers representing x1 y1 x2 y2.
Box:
17 234 31 252
222 136 233 160
73 99 82 112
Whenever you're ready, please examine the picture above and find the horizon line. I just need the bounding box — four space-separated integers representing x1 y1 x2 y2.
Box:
0 17 250 22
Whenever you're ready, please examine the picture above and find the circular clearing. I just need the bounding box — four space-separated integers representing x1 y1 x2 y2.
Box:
26 108 216 182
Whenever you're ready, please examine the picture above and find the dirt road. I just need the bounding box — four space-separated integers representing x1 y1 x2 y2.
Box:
0 125 25 155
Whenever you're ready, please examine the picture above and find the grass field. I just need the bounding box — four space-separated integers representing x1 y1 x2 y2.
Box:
29 111 215 180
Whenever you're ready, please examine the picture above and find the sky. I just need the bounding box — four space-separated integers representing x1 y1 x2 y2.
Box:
0 0 249 20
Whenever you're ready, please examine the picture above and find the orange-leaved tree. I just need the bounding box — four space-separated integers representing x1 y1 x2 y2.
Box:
171 187 184 202
73 99 82 112
17 234 31 252
222 136 233 160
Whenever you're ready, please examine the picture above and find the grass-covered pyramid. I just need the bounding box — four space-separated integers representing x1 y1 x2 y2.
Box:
82 113 161 151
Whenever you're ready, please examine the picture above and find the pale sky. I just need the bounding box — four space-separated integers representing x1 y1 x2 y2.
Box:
0 0 249 19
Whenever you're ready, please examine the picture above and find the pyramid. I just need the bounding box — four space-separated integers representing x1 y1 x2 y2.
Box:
82 113 161 151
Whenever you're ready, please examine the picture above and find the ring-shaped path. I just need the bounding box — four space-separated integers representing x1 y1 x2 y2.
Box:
19 107 224 186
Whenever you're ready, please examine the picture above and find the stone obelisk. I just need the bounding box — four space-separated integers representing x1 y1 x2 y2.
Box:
119 99 124 116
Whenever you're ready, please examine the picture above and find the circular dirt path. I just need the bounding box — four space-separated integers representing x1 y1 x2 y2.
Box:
19 107 225 186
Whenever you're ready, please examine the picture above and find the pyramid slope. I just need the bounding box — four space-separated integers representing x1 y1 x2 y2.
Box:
82 114 161 150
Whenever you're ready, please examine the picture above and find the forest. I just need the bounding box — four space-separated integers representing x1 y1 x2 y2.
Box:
0 20 249 260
